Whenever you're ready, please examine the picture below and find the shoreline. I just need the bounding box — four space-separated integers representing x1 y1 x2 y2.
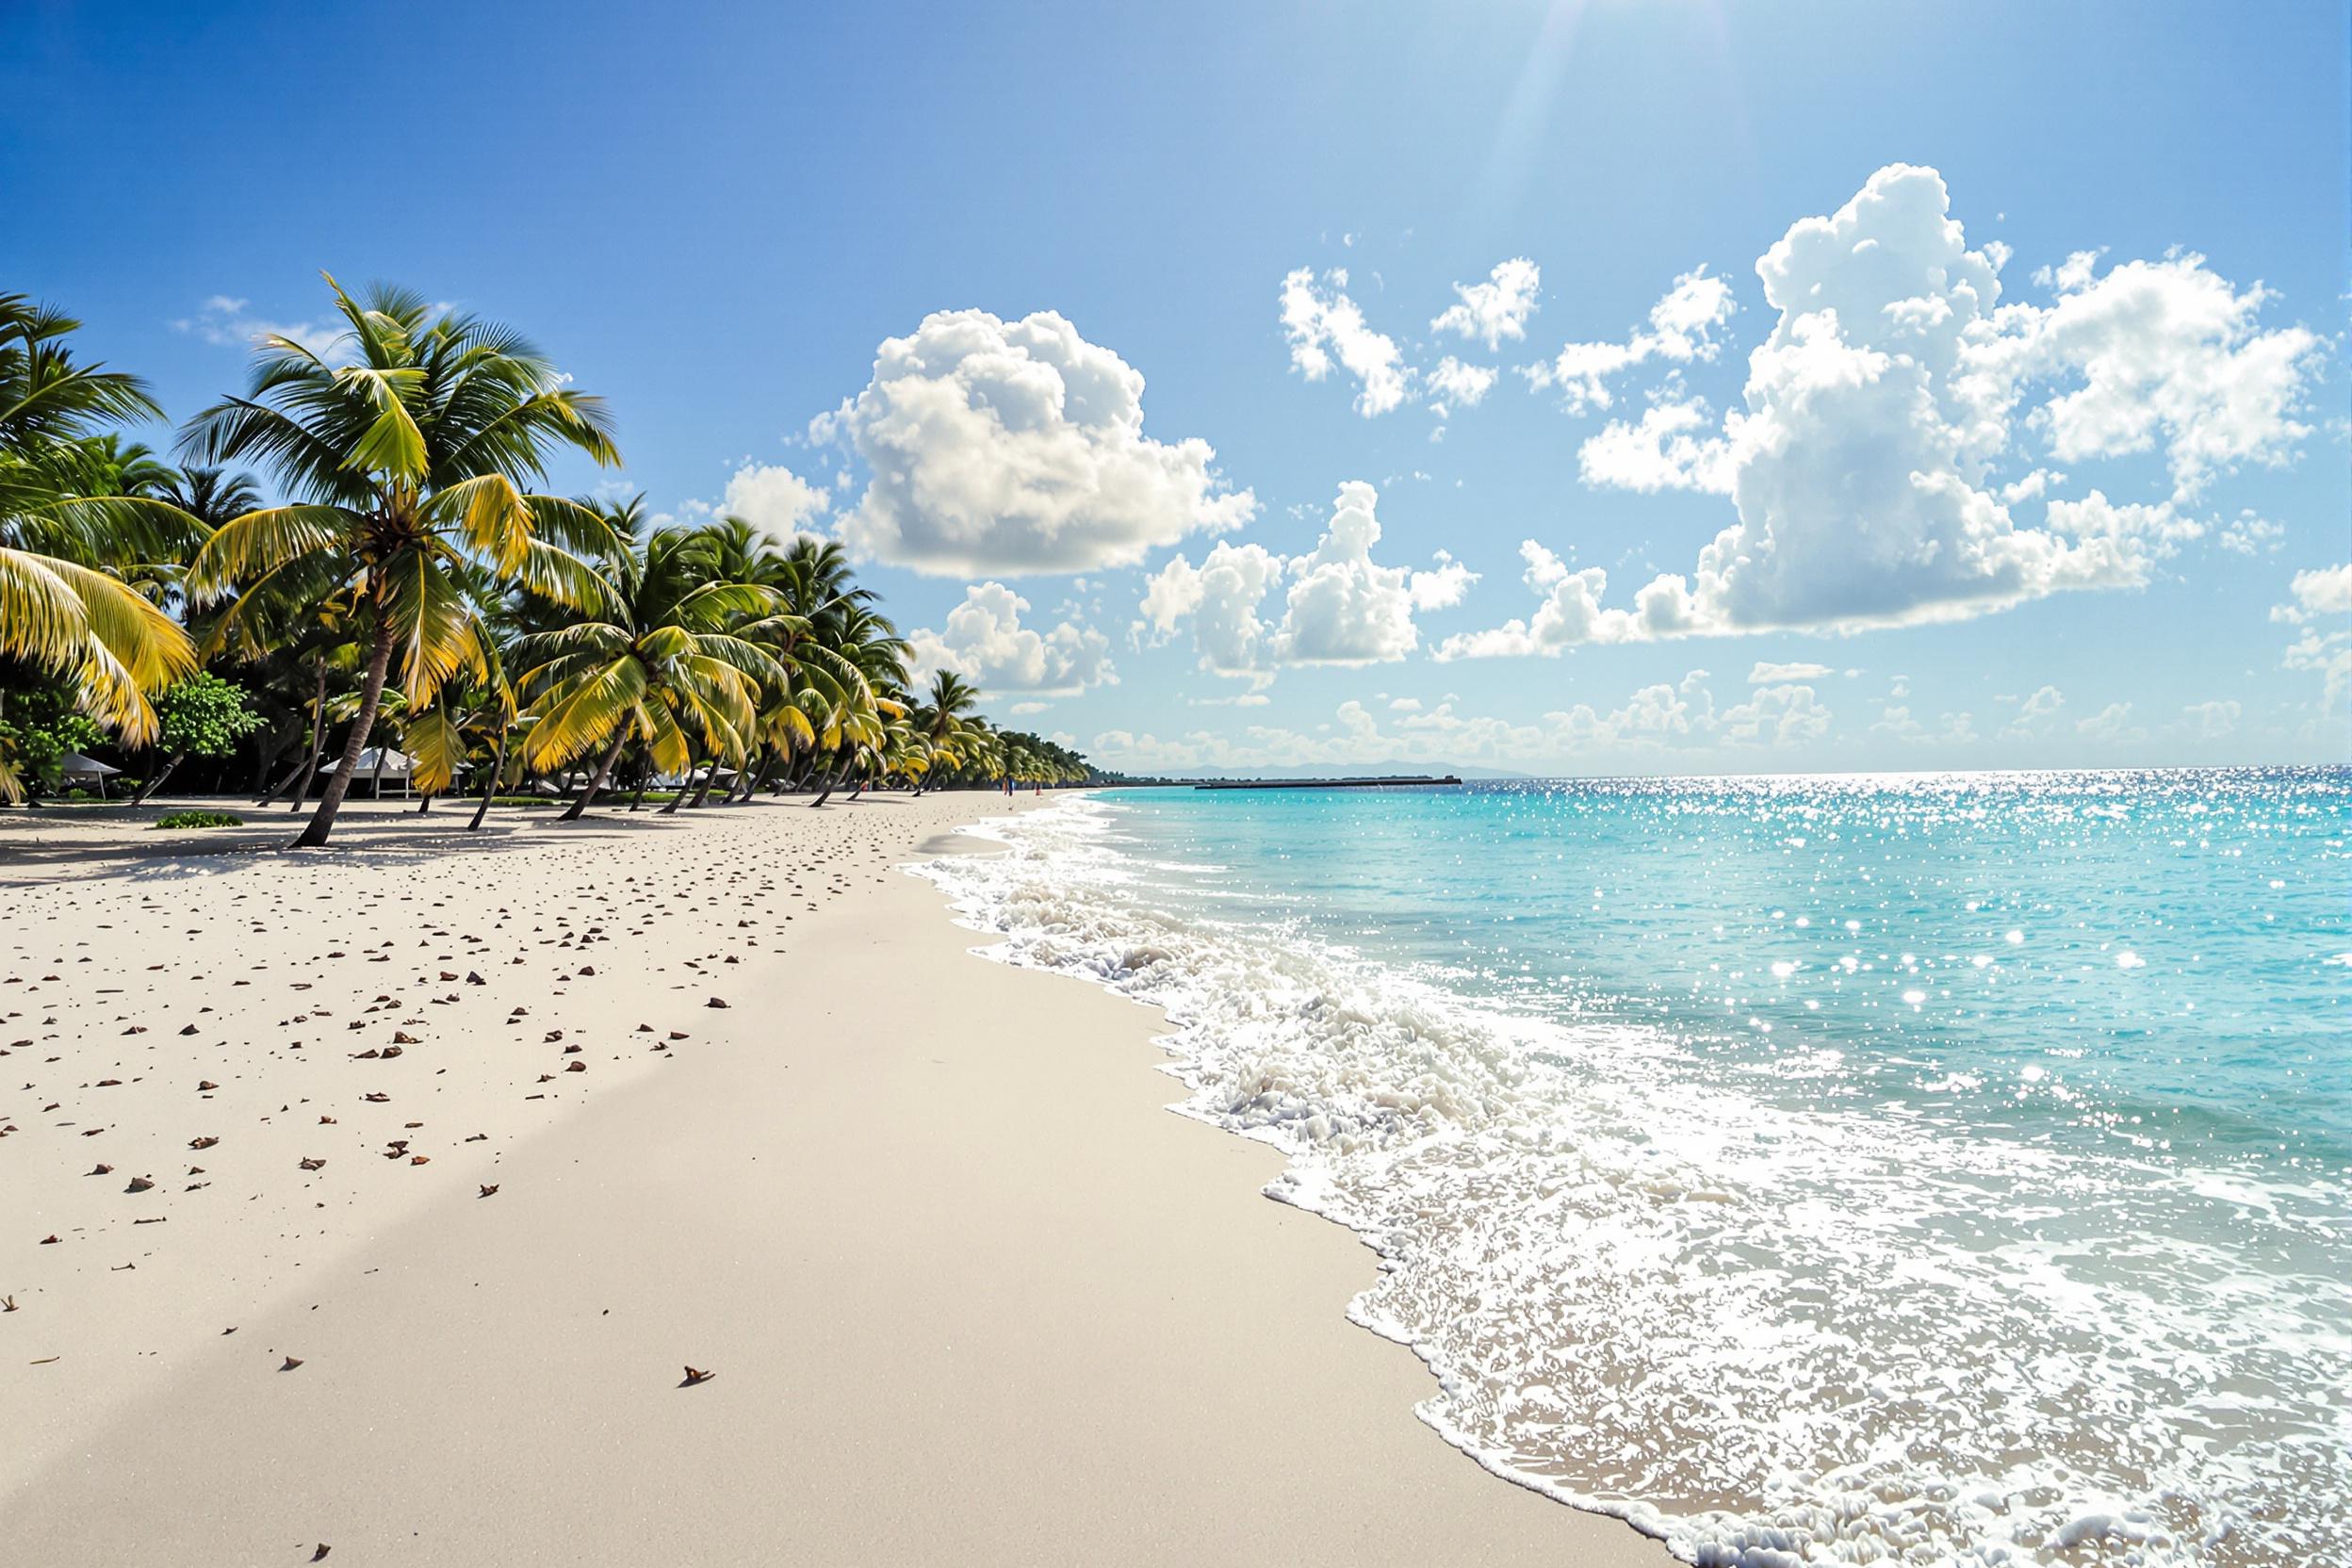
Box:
2 793 1665 1565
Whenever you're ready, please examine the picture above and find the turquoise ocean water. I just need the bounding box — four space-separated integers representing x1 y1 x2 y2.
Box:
921 769 2349 1567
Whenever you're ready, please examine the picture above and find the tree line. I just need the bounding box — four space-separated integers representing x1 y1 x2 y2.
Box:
0 280 1092 841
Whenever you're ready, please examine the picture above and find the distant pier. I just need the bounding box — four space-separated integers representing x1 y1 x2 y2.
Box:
1191 775 1462 791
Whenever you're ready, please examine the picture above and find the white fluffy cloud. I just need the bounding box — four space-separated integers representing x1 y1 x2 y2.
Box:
1873 704 1980 747
716 463 829 544
1993 251 2322 501
2075 701 2147 743
1280 268 1411 416
1473 164 2323 653
1430 257 1542 351
1426 356 1498 416
1575 396 1735 493
1282 260 1531 428
2277 563 2352 622
2217 513 2286 555
1138 539 1285 682
2000 682 2066 738
1142 482 1475 681
816 309 1255 576
906 580 1115 698
2018 684 2066 721
1526 269 1737 415
1435 540 1696 659
1545 669 1719 750
1748 660 1835 682
2274 563 2352 715
1718 682 1833 747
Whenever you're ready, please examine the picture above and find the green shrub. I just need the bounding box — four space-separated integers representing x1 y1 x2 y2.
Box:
154 809 245 829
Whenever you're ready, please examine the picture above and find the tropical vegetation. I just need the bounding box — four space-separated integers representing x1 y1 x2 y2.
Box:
0 280 1093 834
153 808 243 829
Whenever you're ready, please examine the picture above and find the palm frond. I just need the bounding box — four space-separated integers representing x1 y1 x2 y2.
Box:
187 506 355 603
380 546 486 706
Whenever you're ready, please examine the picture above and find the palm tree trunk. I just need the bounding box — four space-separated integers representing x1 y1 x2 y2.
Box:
739 749 780 802
416 792 432 814
660 748 702 815
560 734 627 822
264 659 331 808
719 751 750 805
131 752 187 807
810 767 840 807
468 726 509 832
294 617 397 849
689 760 724 809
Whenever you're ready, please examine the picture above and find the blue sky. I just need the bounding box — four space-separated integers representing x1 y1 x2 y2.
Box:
6 0 2345 774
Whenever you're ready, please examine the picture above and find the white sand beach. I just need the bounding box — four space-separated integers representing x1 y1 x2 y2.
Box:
0 794 1664 1566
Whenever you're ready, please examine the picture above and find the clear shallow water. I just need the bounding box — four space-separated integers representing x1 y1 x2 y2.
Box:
919 770 2351 1567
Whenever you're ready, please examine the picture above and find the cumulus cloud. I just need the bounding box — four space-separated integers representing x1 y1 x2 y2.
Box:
1873 704 1979 746
2017 684 2066 720
1137 540 1285 683
1430 257 1542 351
1280 268 1412 416
816 309 1255 576
1544 670 1719 750
1473 164 2323 653
2000 682 2066 738
1747 660 1835 682
1427 356 1498 416
1282 484 1478 663
1141 482 1476 681
715 463 829 545
1525 269 1737 414
906 580 1116 698
1995 250 2323 501
2274 563 2351 715
2075 701 2147 743
1435 541 1697 659
1718 682 1832 747
1576 396 1735 493
2276 563 2352 622
1282 260 1529 428
2216 513 2286 556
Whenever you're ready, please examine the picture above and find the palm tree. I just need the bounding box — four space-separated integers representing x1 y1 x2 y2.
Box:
158 466 264 531
74 435 179 502
688 520 910 804
802 601 910 804
181 277 622 846
0 294 203 798
515 521 788 821
907 669 983 793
